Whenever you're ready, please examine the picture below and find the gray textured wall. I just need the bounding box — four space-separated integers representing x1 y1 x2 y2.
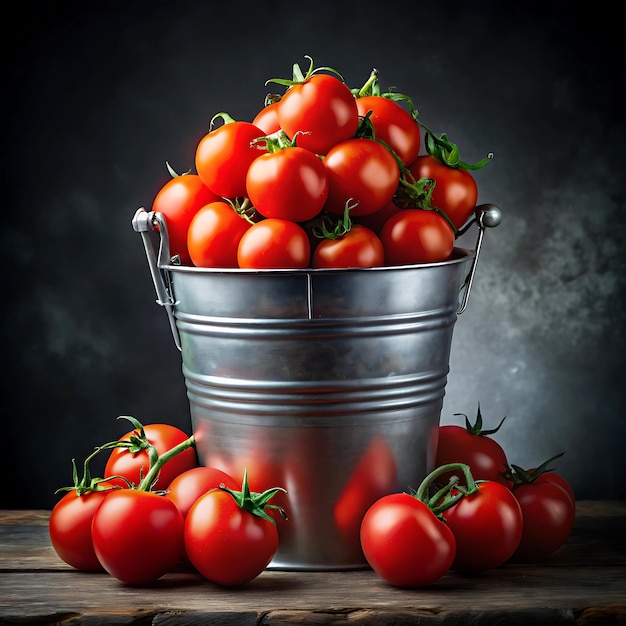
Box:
3 1 624 508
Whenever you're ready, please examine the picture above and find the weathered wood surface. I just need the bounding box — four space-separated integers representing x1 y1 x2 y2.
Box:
0 501 625 625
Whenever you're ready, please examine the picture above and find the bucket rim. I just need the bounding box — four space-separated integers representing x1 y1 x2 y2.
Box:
158 246 475 275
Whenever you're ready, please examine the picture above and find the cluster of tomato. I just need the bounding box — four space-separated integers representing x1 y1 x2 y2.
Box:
361 405 576 587
48 416 284 586
151 56 492 270
49 408 575 589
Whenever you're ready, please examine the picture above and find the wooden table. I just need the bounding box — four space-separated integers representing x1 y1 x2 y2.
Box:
1 501 625 625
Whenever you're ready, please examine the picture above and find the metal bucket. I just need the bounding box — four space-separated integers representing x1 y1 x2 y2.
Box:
132 205 500 570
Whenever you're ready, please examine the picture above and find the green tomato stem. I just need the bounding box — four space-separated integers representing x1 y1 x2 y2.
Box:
414 462 478 516
137 435 196 492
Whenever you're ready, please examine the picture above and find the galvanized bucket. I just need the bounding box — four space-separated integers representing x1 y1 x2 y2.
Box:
132 204 501 570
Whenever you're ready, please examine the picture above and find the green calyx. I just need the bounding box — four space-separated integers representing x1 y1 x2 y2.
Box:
218 468 287 525
209 112 237 131
352 68 417 116
223 196 257 225
54 447 131 497
165 161 192 178
420 122 493 171
310 199 359 240
457 403 506 436
265 54 346 88
55 415 195 497
395 172 458 234
251 129 300 153
413 462 480 519
505 452 566 489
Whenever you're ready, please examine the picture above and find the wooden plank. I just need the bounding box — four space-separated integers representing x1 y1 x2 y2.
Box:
0 503 625 624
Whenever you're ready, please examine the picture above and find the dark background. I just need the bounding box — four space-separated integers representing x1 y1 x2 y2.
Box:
3 0 625 508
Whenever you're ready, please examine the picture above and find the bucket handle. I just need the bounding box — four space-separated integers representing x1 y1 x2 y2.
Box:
456 203 502 315
131 202 502 343
132 207 182 351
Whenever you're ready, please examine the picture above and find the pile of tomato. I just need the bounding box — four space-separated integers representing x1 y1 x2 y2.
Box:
49 416 284 586
361 405 576 587
49 407 575 588
151 56 493 270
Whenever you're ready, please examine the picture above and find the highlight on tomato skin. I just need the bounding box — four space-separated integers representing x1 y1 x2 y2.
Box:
183 471 286 586
151 172 220 265
443 480 524 573
103 421 197 491
237 218 311 269
313 224 384 269
276 73 360 156
49 483 117 572
380 209 455 266
91 489 186 585
505 454 576 561
360 492 456 588
187 201 252 268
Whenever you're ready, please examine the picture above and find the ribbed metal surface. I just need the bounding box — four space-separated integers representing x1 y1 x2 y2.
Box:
164 252 472 570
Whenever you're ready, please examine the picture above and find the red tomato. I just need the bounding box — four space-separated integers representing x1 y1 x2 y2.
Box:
246 146 329 221
408 155 478 230
356 96 421 165
360 492 456 587
49 483 118 571
187 201 252 268
252 101 281 135
92 489 184 585
277 74 359 155
237 218 311 269
354 199 402 235
151 173 220 265
195 119 266 198
512 473 576 560
104 422 197 491
533 470 576 506
434 411 510 487
443 481 523 572
380 209 455 265
323 138 400 216
184 485 280 585
313 224 384 269
165 466 238 518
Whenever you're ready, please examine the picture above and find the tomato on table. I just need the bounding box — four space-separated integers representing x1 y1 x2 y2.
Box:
508 454 576 560
184 472 285 586
92 489 185 585
49 479 119 571
360 491 456 587
151 172 220 265
443 480 523 572
103 417 197 491
166 466 238 518
434 406 511 487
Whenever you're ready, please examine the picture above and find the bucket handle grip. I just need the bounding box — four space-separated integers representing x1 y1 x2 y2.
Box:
132 207 182 351
456 203 502 315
